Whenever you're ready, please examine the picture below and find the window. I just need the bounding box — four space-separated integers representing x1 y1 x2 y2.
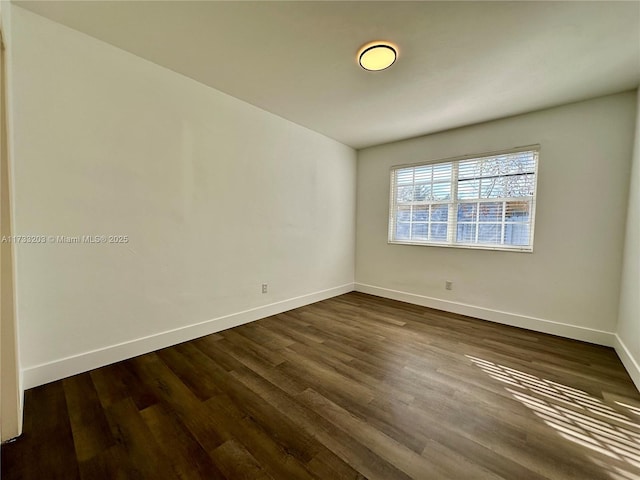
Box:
389 146 539 251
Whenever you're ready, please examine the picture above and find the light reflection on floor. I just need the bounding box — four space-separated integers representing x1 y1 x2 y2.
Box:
466 355 640 480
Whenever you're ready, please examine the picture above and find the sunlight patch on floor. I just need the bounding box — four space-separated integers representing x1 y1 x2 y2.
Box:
466 355 640 479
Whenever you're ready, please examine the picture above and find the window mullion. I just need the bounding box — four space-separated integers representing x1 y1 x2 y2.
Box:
409 168 416 240
475 201 480 243
501 200 506 244
428 167 434 241
449 162 458 244
409 205 413 240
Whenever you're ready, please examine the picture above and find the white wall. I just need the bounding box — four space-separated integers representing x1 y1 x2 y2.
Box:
356 92 637 345
8 6 356 387
616 89 640 390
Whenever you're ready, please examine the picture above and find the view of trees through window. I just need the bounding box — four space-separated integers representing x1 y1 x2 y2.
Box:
390 149 538 251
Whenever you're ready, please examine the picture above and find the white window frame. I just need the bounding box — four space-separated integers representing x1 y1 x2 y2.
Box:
388 145 539 252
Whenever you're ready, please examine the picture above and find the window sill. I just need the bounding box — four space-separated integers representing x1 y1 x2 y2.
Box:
387 240 534 253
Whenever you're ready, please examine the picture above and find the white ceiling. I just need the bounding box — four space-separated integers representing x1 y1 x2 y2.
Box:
14 1 640 149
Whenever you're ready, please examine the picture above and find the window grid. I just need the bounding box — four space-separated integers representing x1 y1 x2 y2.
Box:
455 199 533 246
389 147 538 252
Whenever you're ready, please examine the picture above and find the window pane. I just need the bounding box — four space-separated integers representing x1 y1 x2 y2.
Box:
456 223 476 243
482 154 536 176
511 152 536 173
414 184 431 201
480 177 506 198
431 204 449 222
396 206 411 222
397 185 414 204
457 203 477 222
412 206 428 221
396 222 410 240
433 162 452 181
478 224 501 244
458 179 479 199
430 223 447 241
414 165 432 183
504 223 530 246
505 201 530 221
412 223 428 240
506 173 535 197
458 159 480 179
396 168 413 185
479 202 502 221
480 158 504 177
413 165 432 183
432 182 451 201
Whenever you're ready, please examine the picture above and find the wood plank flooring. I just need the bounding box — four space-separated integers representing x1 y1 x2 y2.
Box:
3 292 640 479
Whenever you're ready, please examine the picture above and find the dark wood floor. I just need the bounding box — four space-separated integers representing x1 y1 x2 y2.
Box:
3 292 640 480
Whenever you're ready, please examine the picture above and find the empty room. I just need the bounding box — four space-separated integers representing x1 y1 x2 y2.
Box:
1 1 639 479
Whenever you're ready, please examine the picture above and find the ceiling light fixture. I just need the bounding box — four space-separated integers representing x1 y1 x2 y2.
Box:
357 41 397 71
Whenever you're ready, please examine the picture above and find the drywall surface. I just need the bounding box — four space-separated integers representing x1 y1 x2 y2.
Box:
356 92 636 343
616 89 640 389
8 7 355 383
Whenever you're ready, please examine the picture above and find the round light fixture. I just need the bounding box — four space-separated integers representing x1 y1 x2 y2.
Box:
358 41 397 71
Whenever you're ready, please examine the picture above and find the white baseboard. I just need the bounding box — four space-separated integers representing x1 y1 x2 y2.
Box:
614 334 640 392
18 370 24 434
22 283 354 389
354 283 615 347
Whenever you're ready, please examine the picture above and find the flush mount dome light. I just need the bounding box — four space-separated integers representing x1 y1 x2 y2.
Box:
358 41 397 71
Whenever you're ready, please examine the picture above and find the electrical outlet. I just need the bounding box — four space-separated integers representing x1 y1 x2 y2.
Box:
262 283 268 294
445 281 453 291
